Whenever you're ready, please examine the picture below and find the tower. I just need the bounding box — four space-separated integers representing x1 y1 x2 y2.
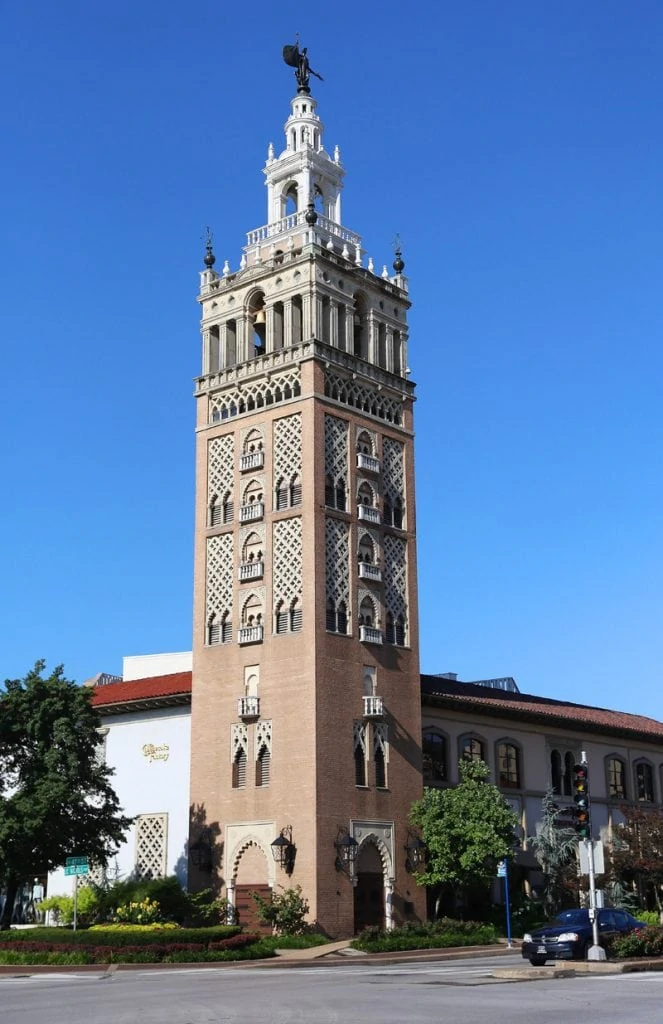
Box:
189 55 424 936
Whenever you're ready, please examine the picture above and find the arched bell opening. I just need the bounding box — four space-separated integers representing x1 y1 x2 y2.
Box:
247 292 266 358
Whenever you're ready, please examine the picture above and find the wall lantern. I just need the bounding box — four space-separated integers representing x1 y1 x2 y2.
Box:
404 832 426 872
190 829 213 873
334 827 359 873
271 826 295 874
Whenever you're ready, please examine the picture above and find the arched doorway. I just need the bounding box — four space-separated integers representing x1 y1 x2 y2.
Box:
233 841 271 934
354 839 385 933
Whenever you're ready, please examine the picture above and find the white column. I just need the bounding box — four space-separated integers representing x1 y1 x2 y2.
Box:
385 326 394 373
226 880 236 924
265 306 275 354
219 324 228 370
302 294 312 342
283 299 293 348
345 308 354 354
385 880 395 931
315 295 323 342
367 311 377 364
330 301 339 348
236 315 248 363
202 329 211 376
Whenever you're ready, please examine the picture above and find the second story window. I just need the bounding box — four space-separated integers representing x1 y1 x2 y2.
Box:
460 736 485 764
607 757 627 799
635 761 655 803
497 742 521 789
422 730 447 783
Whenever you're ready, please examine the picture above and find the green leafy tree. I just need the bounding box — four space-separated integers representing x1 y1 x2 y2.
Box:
410 759 517 916
0 662 132 929
251 885 310 935
611 805 663 912
527 787 578 918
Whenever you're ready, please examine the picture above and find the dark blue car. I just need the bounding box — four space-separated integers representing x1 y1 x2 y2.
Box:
521 908 646 965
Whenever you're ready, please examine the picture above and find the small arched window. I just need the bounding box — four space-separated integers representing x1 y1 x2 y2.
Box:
460 736 485 764
497 742 521 789
607 756 627 799
422 730 447 783
358 533 375 564
358 596 375 628
551 749 562 795
232 748 247 788
256 745 270 787
563 751 575 797
635 761 655 803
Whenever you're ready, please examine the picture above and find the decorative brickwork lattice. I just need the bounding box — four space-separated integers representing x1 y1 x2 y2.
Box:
272 518 302 607
353 721 367 754
210 367 301 423
325 518 350 607
383 535 407 621
206 533 234 628
382 438 405 506
208 434 234 505
324 372 402 426
324 415 348 483
256 719 272 754
231 723 248 763
374 722 389 761
134 813 168 881
273 414 302 486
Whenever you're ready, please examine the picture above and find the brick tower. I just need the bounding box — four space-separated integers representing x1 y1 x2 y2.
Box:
189 50 424 936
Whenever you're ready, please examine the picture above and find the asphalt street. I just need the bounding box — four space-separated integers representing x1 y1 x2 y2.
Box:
2 955 663 1024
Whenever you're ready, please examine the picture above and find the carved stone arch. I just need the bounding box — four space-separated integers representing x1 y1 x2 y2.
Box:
355 832 392 879
229 835 275 888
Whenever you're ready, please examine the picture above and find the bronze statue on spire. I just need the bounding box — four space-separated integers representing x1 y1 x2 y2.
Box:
283 40 323 94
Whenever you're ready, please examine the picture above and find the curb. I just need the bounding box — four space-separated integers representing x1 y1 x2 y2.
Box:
493 959 663 981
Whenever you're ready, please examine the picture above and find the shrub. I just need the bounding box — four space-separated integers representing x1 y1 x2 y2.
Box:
0 931 266 964
612 926 663 959
0 925 241 947
350 919 498 953
252 885 310 935
115 898 164 925
41 887 100 927
633 910 660 927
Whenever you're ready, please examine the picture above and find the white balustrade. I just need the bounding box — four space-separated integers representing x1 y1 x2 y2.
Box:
238 625 264 645
237 696 260 718
238 561 264 582
358 505 381 524
356 453 380 474
239 502 264 523
363 695 384 718
358 562 382 582
239 451 264 471
359 625 383 645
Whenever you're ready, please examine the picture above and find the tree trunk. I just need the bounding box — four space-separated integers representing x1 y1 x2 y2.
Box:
0 876 19 931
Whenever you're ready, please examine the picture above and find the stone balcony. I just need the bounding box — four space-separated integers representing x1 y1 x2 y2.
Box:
239 451 264 472
359 625 383 645
237 696 260 719
358 562 382 582
356 453 380 474
358 504 381 525
238 561 264 582
238 625 264 645
239 502 264 523
363 695 384 718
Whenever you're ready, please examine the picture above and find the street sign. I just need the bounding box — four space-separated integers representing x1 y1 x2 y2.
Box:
65 856 88 867
496 860 507 878
578 841 605 876
64 863 89 877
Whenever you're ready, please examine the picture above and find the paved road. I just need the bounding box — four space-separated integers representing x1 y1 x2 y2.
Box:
3 954 663 1024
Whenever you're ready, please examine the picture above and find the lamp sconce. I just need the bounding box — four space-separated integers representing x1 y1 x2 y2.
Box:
334 827 359 874
404 831 426 872
271 825 296 875
190 828 213 873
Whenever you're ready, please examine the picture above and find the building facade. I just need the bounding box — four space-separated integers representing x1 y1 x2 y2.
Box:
188 78 424 936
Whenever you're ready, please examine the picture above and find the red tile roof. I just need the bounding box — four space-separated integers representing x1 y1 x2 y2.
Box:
421 675 663 743
91 672 192 709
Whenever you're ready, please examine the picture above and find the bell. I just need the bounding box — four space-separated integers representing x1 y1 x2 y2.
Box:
254 309 266 325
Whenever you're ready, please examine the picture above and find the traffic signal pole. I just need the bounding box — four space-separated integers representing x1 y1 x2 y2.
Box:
579 751 606 962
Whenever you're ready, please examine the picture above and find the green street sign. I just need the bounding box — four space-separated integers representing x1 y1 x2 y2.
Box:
65 856 88 867
64 864 89 877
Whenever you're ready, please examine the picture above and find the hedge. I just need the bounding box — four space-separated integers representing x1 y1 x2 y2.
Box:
351 919 498 953
0 925 240 947
612 926 663 959
0 933 265 965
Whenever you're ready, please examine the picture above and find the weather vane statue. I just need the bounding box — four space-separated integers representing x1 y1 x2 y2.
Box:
282 36 323 94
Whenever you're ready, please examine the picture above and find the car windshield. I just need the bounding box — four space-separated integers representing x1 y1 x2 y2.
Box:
555 909 589 926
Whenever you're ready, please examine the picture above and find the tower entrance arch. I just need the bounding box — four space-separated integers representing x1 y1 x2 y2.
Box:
353 839 386 933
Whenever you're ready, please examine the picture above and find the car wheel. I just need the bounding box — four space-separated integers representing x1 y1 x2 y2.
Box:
529 956 547 966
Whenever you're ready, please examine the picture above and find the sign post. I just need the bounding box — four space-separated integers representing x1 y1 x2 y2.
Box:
497 859 512 948
64 858 89 932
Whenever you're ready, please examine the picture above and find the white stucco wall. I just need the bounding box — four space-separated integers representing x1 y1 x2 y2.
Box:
47 704 191 897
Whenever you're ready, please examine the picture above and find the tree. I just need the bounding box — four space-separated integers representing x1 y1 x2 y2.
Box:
611 805 663 912
0 662 132 929
409 758 517 917
527 787 578 919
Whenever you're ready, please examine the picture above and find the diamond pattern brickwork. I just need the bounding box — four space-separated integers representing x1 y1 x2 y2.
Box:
208 434 234 505
134 813 168 881
383 534 407 620
273 414 302 486
382 438 404 506
231 723 248 763
325 517 350 607
206 533 234 626
324 372 402 426
272 518 302 607
324 415 348 483
210 367 301 423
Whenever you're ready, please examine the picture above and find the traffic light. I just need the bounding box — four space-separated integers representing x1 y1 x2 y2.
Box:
573 763 591 840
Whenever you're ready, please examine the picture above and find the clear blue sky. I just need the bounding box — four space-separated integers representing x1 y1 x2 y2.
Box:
1 2 662 717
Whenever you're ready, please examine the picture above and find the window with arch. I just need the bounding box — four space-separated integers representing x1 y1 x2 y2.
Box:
356 430 375 457
550 749 562 795
353 296 368 360
243 430 264 456
284 182 298 215
550 748 577 796
242 479 263 507
275 598 302 635
241 593 263 628
635 760 655 803
325 474 347 511
357 480 377 509
209 491 233 527
385 612 405 646
358 595 377 628
354 723 367 787
607 756 627 799
276 473 302 511
208 611 232 645
357 533 376 565
459 736 485 764
497 742 521 789
232 747 247 788
241 533 263 565
563 751 575 797
256 743 270 787
326 598 348 635
422 730 447 783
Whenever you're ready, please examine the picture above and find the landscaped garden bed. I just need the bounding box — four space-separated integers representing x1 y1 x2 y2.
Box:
350 919 498 953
